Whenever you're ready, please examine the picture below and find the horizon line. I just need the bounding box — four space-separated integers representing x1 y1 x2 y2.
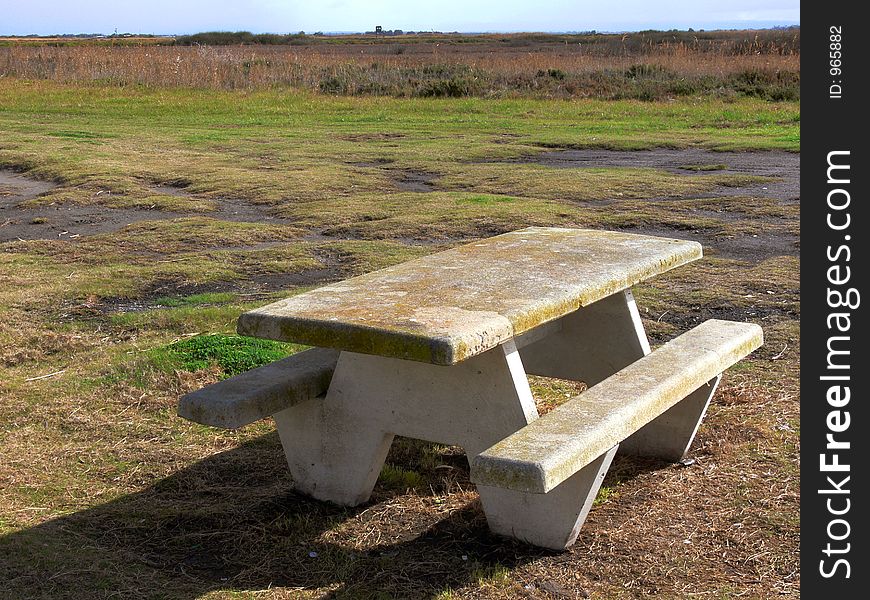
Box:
1 24 801 37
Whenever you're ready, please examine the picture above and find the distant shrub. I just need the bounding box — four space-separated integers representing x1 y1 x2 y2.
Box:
624 64 675 80
416 76 479 97
667 78 703 96
728 69 800 100
536 68 566 80
319 75 345 94
420 63 471 77
0 30 799 101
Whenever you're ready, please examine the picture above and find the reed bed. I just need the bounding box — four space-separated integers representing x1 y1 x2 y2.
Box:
0 31 800 100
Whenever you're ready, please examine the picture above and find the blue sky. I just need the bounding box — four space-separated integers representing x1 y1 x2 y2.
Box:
2 1 800 36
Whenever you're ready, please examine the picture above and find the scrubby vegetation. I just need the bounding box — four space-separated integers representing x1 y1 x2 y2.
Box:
173 31 310 46
0 29 799 100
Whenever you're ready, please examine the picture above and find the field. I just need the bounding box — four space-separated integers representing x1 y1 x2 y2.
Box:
1 32 799 600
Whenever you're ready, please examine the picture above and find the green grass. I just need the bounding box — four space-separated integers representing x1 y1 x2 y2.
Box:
594 485 619 505
0 82 798 294
150 334 300 378
456 194 515 205
378 464 426 492
108 304 250 335
471 563 512 587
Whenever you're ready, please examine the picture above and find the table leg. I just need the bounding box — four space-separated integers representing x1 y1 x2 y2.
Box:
518 289 650 386
272 397 394 506
272 340 538 506
475 381 721 550
474 296 638 546
485 288 714 548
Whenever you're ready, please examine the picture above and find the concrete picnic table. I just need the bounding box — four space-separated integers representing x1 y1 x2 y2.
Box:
235 227 702 509
181 225 762 548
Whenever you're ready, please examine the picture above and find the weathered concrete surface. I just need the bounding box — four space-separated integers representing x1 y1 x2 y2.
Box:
477 445 617 550
178 347 339 429
470 319 763 494
520 288 650 386
272 340 538 506
238 227 702 365
619 374 721 461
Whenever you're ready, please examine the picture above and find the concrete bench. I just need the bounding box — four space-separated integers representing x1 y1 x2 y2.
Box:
469 319 763 549
178 347 339 429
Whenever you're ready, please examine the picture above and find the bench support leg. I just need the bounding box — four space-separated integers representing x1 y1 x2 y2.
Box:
476 445 618 550
519 289 650 386
272 399 394 507
619 375 721 461
274 342 538 506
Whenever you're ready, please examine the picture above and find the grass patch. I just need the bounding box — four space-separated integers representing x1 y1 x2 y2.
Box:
437 163 774 202
379 464 426 492
456 194 515 205
150 333 299 378
108 304 246 334
471 563 511 587
594 485 618 506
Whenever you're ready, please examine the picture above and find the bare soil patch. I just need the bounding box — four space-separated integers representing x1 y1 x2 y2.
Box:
94 267 345 313
613 224 798 264
491 149 800 264
510 148 799 203
348 162 439 192
1 174 296 243
393 170 438 192
0 169 58 199
1 202 191 242
148 184 297 224
3 148 799 275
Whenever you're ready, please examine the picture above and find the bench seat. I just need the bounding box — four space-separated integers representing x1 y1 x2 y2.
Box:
178 347 339 429
470 319 763 494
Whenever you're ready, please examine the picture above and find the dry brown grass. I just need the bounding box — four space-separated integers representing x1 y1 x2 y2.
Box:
0 32 799 99
0 373 797 599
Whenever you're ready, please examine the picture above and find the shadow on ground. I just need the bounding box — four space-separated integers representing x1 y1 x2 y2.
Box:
6 432 659 598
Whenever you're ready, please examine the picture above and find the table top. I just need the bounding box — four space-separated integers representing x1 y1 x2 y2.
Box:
237 227 702 365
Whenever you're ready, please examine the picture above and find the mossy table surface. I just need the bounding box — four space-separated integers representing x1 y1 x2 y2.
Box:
238 227 702 365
